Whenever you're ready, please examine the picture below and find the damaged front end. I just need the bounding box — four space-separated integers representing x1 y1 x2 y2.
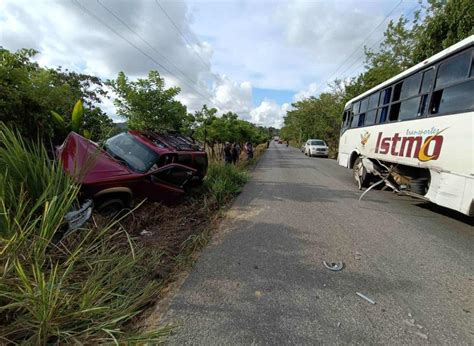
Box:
357 157 431 201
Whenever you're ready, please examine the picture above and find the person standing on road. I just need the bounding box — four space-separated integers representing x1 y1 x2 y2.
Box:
266 140 270 148
224 142 232 164
246 142 254 160
231 143 240 165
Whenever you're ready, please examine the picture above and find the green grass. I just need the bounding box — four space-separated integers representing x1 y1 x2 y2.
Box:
204 163 249 205
0 123 170 344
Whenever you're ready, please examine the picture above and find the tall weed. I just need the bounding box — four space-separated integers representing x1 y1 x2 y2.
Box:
0 123 168 344
204 163 249 205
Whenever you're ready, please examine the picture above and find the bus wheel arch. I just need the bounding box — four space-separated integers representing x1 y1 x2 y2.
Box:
348 151 360 169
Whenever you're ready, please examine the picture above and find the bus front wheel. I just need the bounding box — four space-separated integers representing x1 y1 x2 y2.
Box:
353 157 371 190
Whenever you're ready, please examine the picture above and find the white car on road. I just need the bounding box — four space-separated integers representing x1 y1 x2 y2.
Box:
304 139 329 158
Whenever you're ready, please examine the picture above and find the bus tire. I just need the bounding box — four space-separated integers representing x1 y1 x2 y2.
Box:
353 156 371 190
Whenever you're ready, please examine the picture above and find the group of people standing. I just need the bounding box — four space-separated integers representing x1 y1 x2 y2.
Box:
224 142 253 164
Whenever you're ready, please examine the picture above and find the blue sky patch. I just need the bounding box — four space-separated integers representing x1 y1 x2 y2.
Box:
253 88 295 107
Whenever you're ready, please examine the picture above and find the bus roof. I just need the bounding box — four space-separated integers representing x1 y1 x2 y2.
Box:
344 35 474 109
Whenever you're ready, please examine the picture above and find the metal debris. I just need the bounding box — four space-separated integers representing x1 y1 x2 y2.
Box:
337 322 341 328
356 292 376 305
323 261 344 271
404 319 416 327
414 331 428 340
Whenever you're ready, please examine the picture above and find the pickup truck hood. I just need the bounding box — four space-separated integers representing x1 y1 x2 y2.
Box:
58 132 135 184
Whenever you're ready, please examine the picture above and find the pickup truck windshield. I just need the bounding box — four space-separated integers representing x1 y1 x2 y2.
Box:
310 140 325 146
105 133 159 173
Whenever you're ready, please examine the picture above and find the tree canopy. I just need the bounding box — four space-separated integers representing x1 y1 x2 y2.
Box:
0 48 113 143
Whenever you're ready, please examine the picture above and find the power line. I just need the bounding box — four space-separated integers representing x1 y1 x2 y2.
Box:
325 0 404 83
72 0 214 105
96 0 210 94
155 0 211 70
338 2 422 79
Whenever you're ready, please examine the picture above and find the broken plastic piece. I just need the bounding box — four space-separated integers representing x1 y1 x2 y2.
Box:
323 261 344 271
356 292 376 305
64 199 93 230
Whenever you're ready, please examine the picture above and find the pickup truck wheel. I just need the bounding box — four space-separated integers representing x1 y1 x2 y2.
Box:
353 156 370 189
96 198 126 217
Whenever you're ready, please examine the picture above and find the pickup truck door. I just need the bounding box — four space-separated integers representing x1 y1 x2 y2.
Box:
137 163 197 203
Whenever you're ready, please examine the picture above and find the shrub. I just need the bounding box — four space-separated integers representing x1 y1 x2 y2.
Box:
204 163 249 205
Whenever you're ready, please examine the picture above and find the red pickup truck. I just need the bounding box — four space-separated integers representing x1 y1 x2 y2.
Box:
57 131 207 212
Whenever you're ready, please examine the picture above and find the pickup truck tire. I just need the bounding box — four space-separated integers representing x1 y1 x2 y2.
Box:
95 194 131 217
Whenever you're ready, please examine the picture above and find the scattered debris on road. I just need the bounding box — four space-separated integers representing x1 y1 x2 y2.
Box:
354 252 362 260
323 261 344 271
337 322 341 328
404 319 416 327
414 331 428 340
356 292 376 305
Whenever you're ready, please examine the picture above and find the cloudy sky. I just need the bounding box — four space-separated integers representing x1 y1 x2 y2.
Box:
0 0 419 127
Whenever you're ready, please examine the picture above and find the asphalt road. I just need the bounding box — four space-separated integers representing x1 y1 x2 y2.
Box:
163 142 473 344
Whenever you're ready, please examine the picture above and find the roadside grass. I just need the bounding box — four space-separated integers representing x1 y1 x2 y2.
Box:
0 124 267 342
0 124 172 344
204 163 249 205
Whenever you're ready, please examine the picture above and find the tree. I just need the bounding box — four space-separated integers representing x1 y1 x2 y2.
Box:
0 48 112 143
411 0 474 63
107 71 187 132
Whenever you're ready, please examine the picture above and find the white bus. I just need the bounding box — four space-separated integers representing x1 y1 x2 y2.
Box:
338 35 473 216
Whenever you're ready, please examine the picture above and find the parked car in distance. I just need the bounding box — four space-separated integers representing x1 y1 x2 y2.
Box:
278 140 283 144
304 139 329 158
57 132 200 213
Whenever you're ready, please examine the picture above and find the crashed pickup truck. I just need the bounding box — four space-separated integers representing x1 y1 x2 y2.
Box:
57 131 206 213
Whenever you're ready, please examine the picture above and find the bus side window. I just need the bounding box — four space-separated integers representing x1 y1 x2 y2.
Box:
418 68 435 116
434 50 471 89
431 80 474 115
470 52 474 77
377 87 391 123
431 49 473 115
351 114 359 128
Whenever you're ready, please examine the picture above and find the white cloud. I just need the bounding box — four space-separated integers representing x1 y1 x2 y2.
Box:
0 0 410 128
294 82 319 101
211 75 252 114
0 0 219 114
250 99 290 128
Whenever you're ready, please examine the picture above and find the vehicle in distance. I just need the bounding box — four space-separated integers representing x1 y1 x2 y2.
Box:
58 131 202 212
304 139 329 157
338 35 474 216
